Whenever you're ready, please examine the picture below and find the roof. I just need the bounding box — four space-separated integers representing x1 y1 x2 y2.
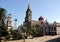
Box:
26 4 32 13
38 16 44 20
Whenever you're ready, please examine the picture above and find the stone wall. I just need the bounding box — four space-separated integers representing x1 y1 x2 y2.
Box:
56 27 60 35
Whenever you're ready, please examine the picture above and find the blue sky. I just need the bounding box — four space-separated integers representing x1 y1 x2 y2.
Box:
0 0 60 27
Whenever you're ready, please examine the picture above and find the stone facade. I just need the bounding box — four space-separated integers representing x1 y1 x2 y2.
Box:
56 23 60 35
24 4 60 35
23 4 32 36
7 14 12 30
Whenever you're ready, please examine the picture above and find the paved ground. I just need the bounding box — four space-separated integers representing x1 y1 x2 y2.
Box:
46 37 60 42
2 35 60 42
20 35 60 42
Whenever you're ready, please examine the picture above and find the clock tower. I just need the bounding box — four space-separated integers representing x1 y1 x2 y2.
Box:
7 14 12 30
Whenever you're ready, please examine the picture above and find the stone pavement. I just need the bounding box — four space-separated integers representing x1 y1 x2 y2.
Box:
3 35 60 42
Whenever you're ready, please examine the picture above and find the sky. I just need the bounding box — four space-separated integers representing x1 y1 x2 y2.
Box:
0 0 60 27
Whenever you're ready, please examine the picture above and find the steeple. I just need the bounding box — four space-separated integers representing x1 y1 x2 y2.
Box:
26 4 32 13
24 4 32 30
28 4 30 9
25 4 32 22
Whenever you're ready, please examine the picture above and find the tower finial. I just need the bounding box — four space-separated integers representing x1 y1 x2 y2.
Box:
26 4 32 13
28 4 30 9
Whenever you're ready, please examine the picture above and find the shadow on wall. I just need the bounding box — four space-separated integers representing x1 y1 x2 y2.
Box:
45 37 60 42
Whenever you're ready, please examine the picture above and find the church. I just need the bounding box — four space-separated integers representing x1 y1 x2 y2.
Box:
7 4 60 35
24 4 60 35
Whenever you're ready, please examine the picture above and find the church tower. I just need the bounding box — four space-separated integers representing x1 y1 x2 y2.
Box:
7 14 12 30
24 4 32 29
25 4 32 22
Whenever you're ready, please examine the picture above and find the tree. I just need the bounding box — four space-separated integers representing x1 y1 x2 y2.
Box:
9 28 23 40
10 29 17 40
31 25 38 37
0 7 6 20
18 24 26 33
37 27 44 36
0 7 8 41
31 25 44 37
14 19 18 29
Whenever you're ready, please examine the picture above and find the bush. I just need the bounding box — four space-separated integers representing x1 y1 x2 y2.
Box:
38 28 44 36
5 35 12 40
32 27 44 37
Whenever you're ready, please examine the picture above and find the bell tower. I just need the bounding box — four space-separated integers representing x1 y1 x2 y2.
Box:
24 4 32 29
7 14 12 30
25 4 32 22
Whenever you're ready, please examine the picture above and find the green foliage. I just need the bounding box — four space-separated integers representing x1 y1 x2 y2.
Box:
31 25 38 37
14 19 17 21
31 25 44 37
18 24 27 39
0 7 9 40
18 24 23 30
19 24 44 38
10 29 23 40
5 34 12 40
0 7 6 20
18 24 26 33
38 28 44 36
10 29 17 40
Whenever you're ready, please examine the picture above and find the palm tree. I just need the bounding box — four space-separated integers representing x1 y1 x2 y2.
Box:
0 7 6 20
0 7 7 31
14 19 18 29
0 7 7 41
0 7 6 25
